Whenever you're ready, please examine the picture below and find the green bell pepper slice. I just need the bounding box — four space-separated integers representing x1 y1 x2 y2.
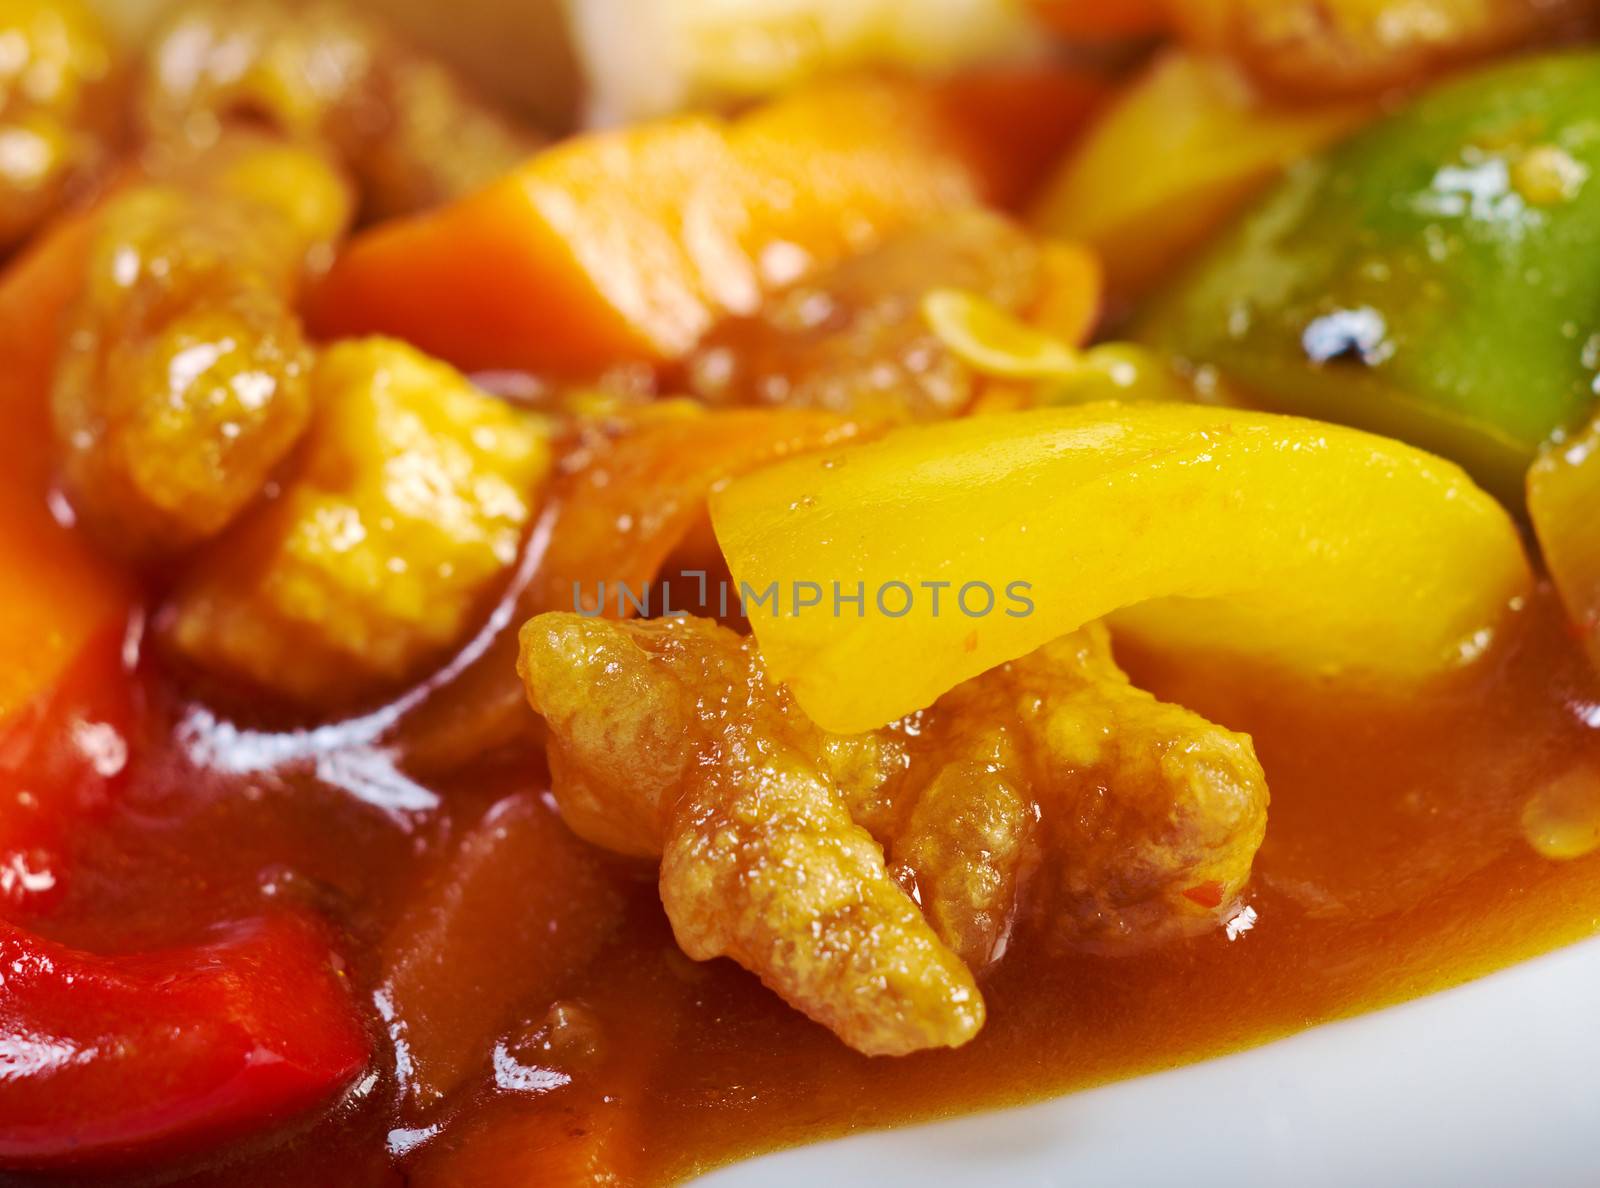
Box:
1141 51 1600 505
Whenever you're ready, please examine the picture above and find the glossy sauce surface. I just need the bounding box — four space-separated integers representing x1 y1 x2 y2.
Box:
14 570 1599 1186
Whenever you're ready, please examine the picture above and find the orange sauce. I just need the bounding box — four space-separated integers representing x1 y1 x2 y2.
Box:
15 582 1599 1186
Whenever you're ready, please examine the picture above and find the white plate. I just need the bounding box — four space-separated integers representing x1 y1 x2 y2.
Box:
697 936 1600 1187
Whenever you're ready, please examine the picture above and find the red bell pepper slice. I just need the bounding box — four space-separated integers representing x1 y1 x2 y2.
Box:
0 629 137 912
0 913 371 1168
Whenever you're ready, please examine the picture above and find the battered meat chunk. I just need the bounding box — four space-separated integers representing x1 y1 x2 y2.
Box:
167 338 550 709
892 624 1269 963
519 614 981 1057
52 133 353 558
519 613 1269 1052
885 712 1033 970
138 0 540 220
0 0 118 251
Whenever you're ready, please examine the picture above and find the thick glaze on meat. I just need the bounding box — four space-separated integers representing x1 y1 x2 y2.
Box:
51 133 353 558
520 613 983 1057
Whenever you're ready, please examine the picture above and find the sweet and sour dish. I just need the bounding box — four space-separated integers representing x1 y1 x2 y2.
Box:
1 0 1598 1182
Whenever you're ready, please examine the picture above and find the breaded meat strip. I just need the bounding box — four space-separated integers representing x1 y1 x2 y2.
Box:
519 614 982 1057
891 623 1269 964
520 613 1269 1050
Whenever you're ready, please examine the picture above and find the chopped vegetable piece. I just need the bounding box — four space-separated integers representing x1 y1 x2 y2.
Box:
0 629 134 911
1529 414 1600 667
531 406 870 615
309 76 1094 377
378 792 622 1120
0 0 118 251
711 403 1530 734
923 286 1078 379
0 207 134 914
0 214 133 725
52 134 355 558
1026 239 1105 346
165 338 550 708
1170 0 1596 98
0 915 369 1168
1032 50 1372 299
1143 52 1600 503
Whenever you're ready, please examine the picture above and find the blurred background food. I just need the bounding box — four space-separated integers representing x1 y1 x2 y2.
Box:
86 0 582 128
567 0 1040 123
83 0 1054 131
82 0 1600 133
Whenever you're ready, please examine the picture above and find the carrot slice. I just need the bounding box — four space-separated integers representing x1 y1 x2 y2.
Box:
531 407 872 616
309 74 1103 377
378 793 624 1120
0 214 134 725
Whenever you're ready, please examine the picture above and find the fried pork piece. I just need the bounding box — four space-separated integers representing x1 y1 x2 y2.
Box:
893 624 1269 963
1173 0 1598 98
51 133 354 559
520 612 1269 1052
519 614 982 1057
138 0 540 221
678 210 1045 422
0 0 118 251
885 711 1034 970
167 338 550 708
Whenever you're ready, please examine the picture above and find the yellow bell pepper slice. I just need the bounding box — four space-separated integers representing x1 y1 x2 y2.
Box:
1528 416 1600 669
710 403 1530 734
